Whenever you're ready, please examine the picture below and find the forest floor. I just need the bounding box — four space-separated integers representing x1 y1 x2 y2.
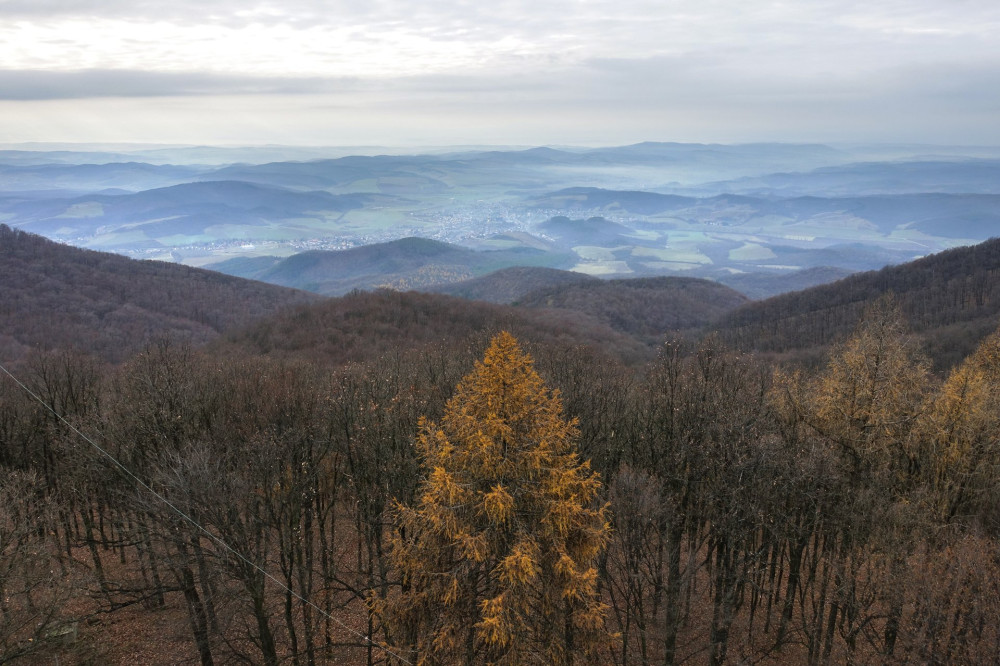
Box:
18 543 376 666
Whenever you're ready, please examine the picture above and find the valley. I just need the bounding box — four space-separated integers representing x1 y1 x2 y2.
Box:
4 142 1000 299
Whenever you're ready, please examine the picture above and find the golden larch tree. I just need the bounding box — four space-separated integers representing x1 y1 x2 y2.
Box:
921 328 1000 521
772 298 930 657
808 297 929 474
376 331 610 665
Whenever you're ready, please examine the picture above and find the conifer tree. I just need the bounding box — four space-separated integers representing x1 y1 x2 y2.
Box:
809 297 929 475
922 328 1000 522
377 332 610 665
776 298 930 658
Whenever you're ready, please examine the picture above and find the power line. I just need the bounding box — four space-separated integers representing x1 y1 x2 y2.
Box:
0 360 412 665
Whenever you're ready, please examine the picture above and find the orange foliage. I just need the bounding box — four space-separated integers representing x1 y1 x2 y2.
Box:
376 332 611 665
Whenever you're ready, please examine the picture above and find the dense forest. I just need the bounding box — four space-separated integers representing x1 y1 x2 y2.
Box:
0 225 317 363
4 299 1000 664
717 237 1000 369
513 276 748 344
4 229 1000 664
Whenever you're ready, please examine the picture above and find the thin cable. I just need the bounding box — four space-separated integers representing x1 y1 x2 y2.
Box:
0 360 412 665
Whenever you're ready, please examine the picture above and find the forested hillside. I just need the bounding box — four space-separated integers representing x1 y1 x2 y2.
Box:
4 229 1000 664
427 265 599 303
0 225 317 363
214 288 653 366
716 265 855 300
715 237 1000 368
515 275 748 343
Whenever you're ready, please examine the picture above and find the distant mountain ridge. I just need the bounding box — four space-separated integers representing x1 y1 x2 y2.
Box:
530 187 1000 238
698 159 1000 196
7 180 374 244
0 161 205 193
4 142 999 290
209 237 575 295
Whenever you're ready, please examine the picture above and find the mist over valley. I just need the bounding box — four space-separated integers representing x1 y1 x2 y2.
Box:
4 141 1000 300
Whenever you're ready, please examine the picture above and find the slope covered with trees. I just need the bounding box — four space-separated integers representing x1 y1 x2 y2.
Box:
427 265 599 304
5 302 1000 664
714 236 1000 368
215 288 653 367
516 275 748 343
7 222 1000 664
0 225 316 363
716 265 854 300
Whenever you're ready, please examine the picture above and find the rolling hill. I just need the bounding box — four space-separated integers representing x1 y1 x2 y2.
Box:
0 161 206 194
699 158 1000 196
214 288 653 367
529 187 1000 239
208 237 575 295
0 225 317 364
515 276 749 344
716 266 855 300
536 215 642 247
527 188 696 215
712 237 1000 369
4 181 376 249
428 266 599 304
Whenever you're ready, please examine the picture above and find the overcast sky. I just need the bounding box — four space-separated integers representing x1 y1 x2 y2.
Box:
1 0 998 147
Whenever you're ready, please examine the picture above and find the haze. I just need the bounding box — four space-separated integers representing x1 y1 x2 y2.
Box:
1 0 999 147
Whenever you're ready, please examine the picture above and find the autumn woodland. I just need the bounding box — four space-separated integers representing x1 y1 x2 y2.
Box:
4 227 1000 664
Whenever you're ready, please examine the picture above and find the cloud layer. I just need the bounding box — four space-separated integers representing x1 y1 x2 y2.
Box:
2 1 999 145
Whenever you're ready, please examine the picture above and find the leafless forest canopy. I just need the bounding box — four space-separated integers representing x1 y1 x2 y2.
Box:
4 226 1000 664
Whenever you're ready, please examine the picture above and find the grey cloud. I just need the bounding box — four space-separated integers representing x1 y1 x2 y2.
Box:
5 0 1000 43
7 51 999 120
878 62 1000 108
0 69 365 99
5 0 1000 79
390 54 1000 143
2 0 1000 147
0 0 326 28
0 0 534 29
